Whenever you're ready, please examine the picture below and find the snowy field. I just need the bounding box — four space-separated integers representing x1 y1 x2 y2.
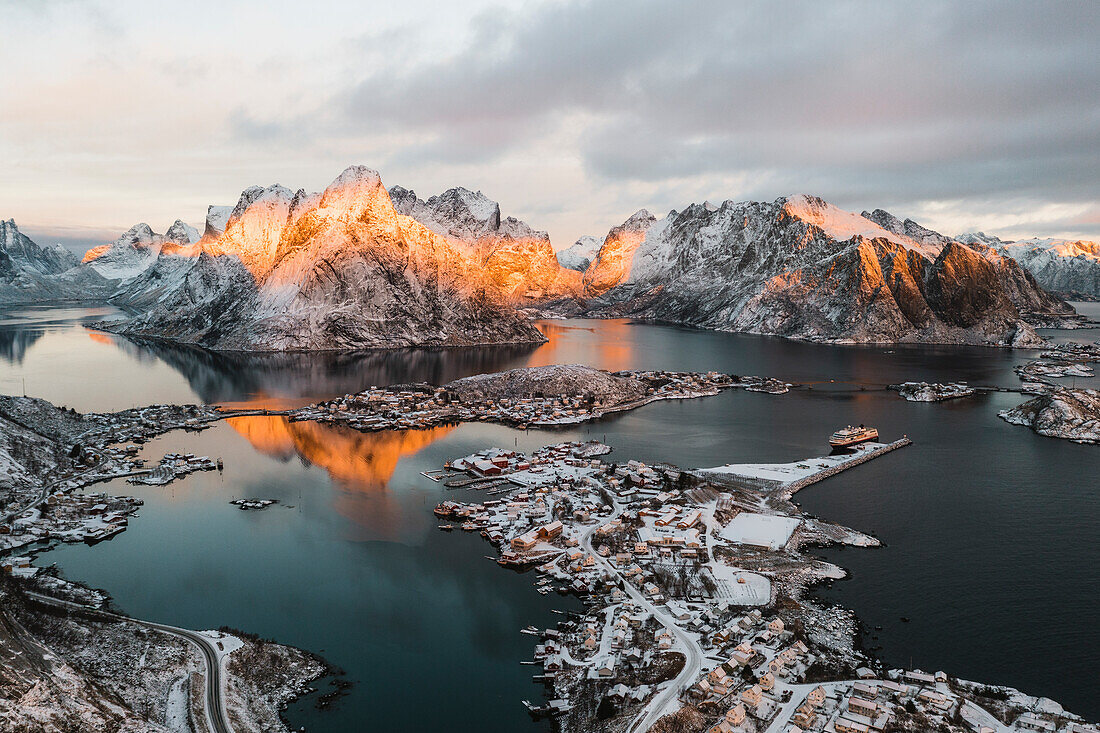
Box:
708 563 771 605
719 512 800 550
701 442 887 484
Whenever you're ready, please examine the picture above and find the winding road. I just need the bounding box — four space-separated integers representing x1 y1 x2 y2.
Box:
25 592 233 733
578 505 704 733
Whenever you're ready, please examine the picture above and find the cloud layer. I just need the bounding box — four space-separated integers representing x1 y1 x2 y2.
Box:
3 0 1098 251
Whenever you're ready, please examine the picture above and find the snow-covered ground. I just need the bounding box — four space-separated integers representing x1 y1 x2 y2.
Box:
708 562 771 605
719 512 800 550
701 442 888 485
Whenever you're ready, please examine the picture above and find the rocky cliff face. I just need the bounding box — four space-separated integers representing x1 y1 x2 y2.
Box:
104 167 547 351
959 232 1100 300
582 209 656 295
389 185 581 300
580 195 1069 346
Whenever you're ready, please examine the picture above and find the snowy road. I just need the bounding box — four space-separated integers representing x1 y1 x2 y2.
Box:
578 506 703 733
25 592 233 733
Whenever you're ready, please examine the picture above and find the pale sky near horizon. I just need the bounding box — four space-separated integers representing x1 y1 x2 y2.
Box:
2 0 1098 254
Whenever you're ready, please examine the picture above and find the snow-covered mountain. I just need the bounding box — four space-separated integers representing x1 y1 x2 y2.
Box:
389 185 581 300
0 219 79 275
82 220 201 280
958 233 1100 300
101 167 547 351
582 209 656 295
579 195 1070 346
556 236 602 272
0 220 108 303
7 173 1086 351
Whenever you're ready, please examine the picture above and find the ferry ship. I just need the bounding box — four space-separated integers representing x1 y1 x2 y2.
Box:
829 424 879 448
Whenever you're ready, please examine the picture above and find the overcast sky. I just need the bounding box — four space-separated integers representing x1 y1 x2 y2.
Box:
3 0 1098 254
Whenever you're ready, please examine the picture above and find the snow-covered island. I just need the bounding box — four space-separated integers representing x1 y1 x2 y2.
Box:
995 339 1100 443
290 365 784 431
890 382 977 402
999 388 1100 444
231 498 279 510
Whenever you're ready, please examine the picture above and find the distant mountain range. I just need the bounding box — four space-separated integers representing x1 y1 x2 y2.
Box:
0 219 111 303
569 196 1078 346
1 167 1093 351
956 232 1100 301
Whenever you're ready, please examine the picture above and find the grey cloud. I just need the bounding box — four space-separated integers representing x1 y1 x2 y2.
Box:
337 0 1099 230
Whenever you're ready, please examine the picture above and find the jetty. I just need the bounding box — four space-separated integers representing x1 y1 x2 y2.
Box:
699 437 912 498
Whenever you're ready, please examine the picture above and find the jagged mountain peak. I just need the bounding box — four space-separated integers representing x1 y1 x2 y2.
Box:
289 189 322 224
0 219 80 276
164 219 199 246
582 208 659 295
431 187 502 228
315 165 391 222
390 184 506 241
102 164 548 350
557 235 602 272
585 193 1071 346
861 208 954 251
118 222 158 246
616 209 656 232
957 231 1008 247
779 195 921 250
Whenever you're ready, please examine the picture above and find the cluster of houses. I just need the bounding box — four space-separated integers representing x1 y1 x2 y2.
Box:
82 403 219 445
127 451 219 486
695 614 816 726
429 437 1100 733
0 491 142 553
296 370 742 433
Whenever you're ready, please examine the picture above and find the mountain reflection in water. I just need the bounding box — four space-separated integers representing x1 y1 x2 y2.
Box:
110 334 542 407
225 415 453 538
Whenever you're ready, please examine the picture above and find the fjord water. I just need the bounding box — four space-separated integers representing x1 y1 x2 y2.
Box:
1 306 1096 726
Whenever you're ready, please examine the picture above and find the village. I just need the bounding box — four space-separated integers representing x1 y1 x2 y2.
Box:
290 366 789 432
0 491 144 571
431 437 1096 733
0 397 225 564
0 368 1094 732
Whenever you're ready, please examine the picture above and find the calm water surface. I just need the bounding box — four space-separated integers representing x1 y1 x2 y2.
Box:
1 305 1096 726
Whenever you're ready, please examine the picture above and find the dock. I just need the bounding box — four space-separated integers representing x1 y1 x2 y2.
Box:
781 438 912 497
699 437 913 498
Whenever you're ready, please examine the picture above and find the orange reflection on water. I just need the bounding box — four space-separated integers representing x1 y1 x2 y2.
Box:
225 415 453 539
87 331 117 346
527 319 635 371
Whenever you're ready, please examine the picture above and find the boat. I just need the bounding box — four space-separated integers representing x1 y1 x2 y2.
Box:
829 424 879 448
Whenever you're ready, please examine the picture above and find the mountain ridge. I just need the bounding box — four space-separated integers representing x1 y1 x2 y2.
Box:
574 194 1072 346
4 171 1087 349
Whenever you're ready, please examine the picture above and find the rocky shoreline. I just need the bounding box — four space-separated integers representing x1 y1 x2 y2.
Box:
0 395 333 732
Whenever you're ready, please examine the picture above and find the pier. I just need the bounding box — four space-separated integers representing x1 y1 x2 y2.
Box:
781 437 912 497
700 437 913 498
